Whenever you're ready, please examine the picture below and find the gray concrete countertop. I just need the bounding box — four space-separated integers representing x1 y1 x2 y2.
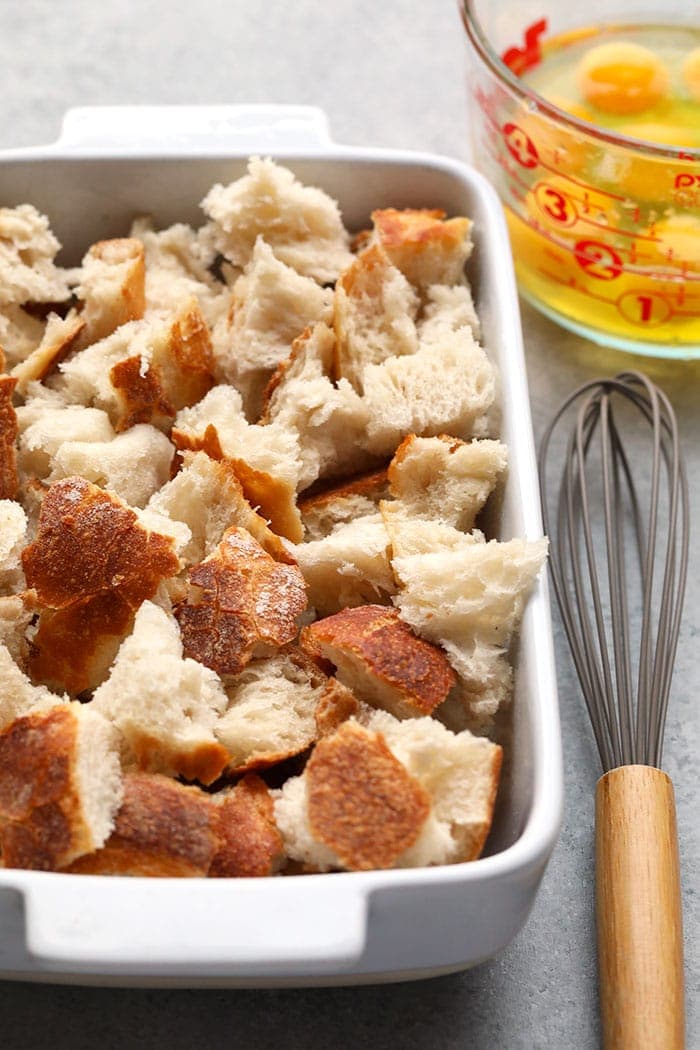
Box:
0 2 696 1046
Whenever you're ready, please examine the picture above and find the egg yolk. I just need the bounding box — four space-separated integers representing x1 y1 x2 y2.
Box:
576 42 669 114
682 47 700 102
542 92 595 122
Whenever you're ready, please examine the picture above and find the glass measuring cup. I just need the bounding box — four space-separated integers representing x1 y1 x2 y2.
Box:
461 1 700 357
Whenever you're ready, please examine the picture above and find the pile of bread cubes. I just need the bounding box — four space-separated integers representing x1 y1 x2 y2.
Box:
0 157 546 878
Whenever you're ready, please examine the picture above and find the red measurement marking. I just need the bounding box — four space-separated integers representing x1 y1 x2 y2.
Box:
502 123 539 169
501 18 548 75
616 290 673 327
537 160 628 202
573 240 624 280
534 183 578 227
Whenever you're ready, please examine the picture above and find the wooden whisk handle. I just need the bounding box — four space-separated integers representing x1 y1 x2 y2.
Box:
596 765 685 1049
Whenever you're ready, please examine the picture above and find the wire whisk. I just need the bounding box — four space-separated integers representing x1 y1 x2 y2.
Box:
538 370 689 1050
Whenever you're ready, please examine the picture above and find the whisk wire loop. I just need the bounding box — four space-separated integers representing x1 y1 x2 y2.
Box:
538 371 689 773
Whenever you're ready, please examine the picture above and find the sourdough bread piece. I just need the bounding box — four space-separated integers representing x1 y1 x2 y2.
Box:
0 701 122 871
211 237 333 419
47 422 175 509
73 238 146 349
0 305 45 368
262 323 373 489
369 208 473 291
0 592 37 668
22 476 181 695
387 434 507 531
0 642 60 731
418 283 480 342
174 527 307 678
215 648 333 773
0 499 27 592
0 375 18 500
16 389 115 480
201 156 354 284
91 600 229 784
147 450 290 566
333 245 419 392
66 772 220 877
299 468 390 541
58 297 215 432
173 384 304 541
11 312 86 396
304 605 455 719
130 217 224 327
360 328 495 459
0 205 71 310
210 774 284 878
290 512 395 617
274 721 431 872
366 710 503 865
387 511 548 725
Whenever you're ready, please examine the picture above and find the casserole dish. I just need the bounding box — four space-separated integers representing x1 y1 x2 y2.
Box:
0 104 562 986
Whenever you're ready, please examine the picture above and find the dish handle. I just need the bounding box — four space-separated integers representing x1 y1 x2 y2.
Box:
55 104 334 152
1 875 368 977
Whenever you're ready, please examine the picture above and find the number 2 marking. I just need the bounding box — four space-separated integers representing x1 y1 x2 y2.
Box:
573 240 623 280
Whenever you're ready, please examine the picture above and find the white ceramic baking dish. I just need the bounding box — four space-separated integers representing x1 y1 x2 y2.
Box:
0 104 562 987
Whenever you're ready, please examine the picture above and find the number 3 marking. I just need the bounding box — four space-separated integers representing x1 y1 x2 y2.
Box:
534 183 577 226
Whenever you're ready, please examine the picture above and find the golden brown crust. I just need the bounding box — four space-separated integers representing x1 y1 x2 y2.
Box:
306 721 430 871
28 591 135 696
258 324 312 423
0 706 93 871
174 526 307 676
370 208 447 248
127 732 228 787
0 375 18 500
388 432 465 485
66 773 218 877
370 209 471 289
22 476 180 610
313 677 361 738
306 605 456 717
109 354 175 431
210 774 283 877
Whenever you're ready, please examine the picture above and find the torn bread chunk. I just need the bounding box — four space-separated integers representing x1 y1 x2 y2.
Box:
387 434 507 531
215 648 341 774
73 238 146 349
0 592 38 668
333 245 419 392
299 468 389 541
366 710 503 865
0 642 60 731
16 389 115 480
275 721 431 872
201 156 354 284
22 477 181 694
418 283 480 342
130 217 224 327
210 774 284 877
0 702 122 871
211 237 333 419
58 297 215 432
290 512 395 617
262 323 373 490
0 204 71 309
174 527 307 678
0 375 18 500
173 384 304 541
0 305 45 368
360 329 495 459
304 606 455 719
147 450 291 566
66 772 220 877
11 312 86 395
48 422 175 509
369 208 473 291
388 513 547 725
0 500 27 593
91 601 229 784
